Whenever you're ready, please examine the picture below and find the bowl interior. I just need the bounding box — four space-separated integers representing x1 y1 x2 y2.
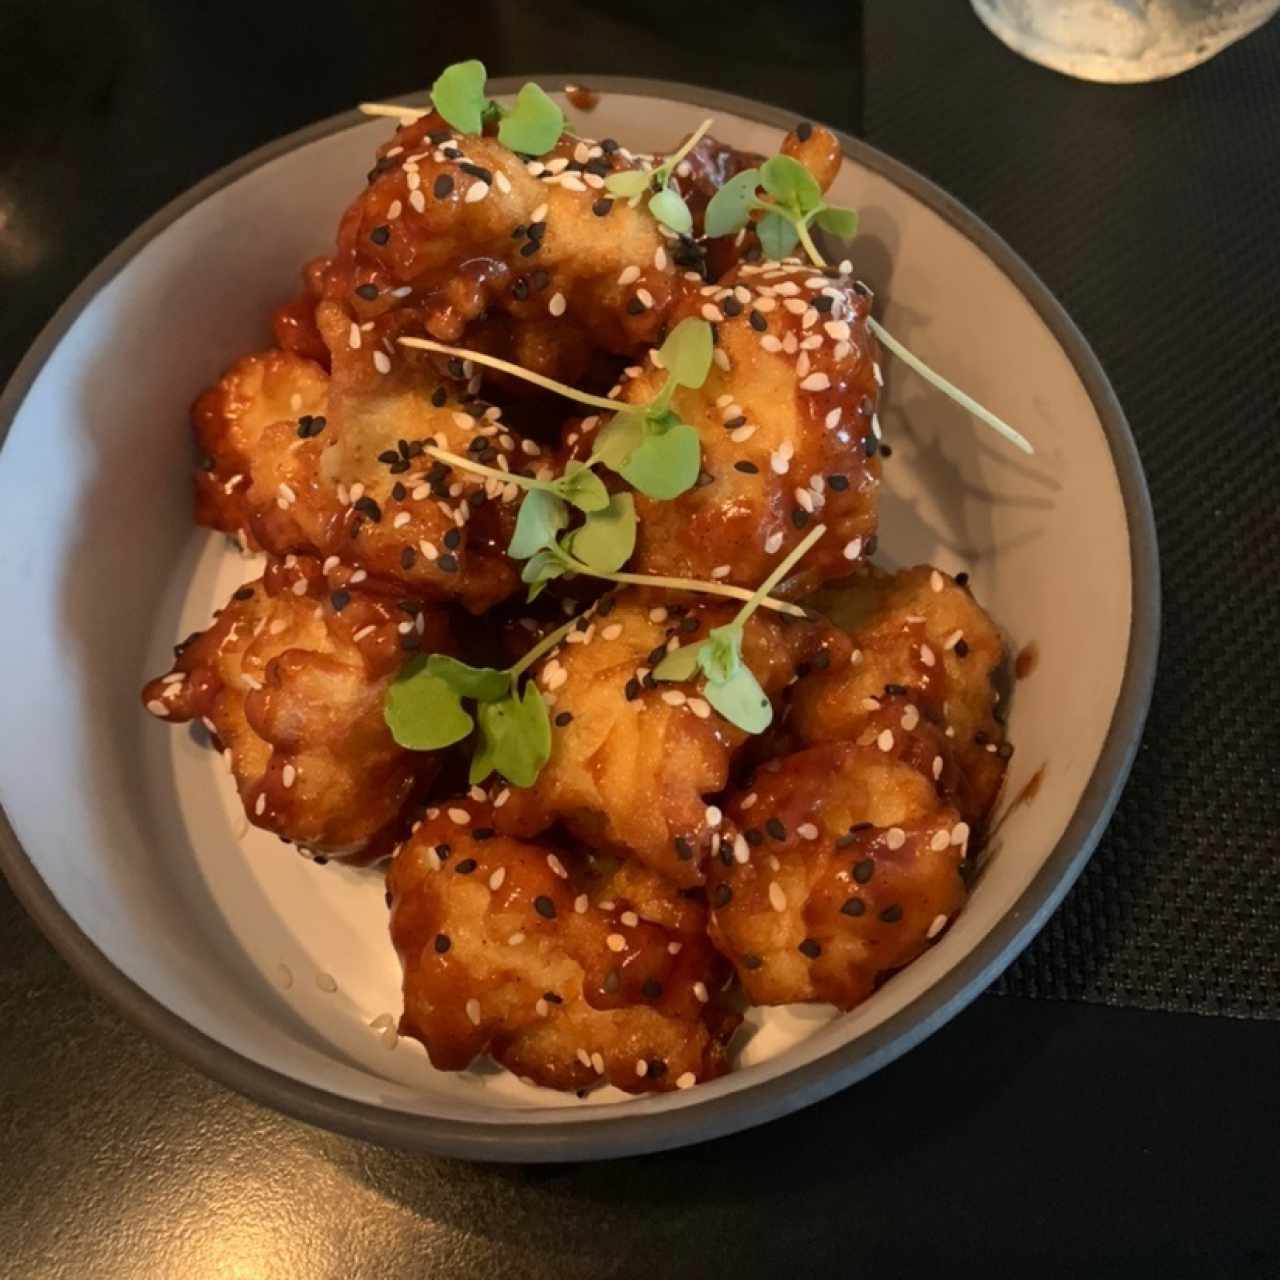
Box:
0 89 1134 1136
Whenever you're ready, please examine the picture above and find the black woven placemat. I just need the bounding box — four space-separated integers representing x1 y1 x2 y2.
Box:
865 7 1280 1018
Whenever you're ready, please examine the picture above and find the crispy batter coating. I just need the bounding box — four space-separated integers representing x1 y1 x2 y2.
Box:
323 112 700 358
192 313 528 611
565 259 881 597
789 566 1009 828
142 556 451 856
493 589 848 887
707 742 967 1008
388 799 738 1092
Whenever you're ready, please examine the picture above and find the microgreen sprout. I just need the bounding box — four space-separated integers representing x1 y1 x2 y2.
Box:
704 154 859 264
604 118 714 235
385 614 580 786
652 523 826 731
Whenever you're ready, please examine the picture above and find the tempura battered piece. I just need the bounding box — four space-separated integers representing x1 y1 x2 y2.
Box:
324 111 696 358
707 742 967 1009
388 801 738 1093
789 566 1009 828
493 589 848 887
192 307 529 611
566 259 882 597
142 556 452 856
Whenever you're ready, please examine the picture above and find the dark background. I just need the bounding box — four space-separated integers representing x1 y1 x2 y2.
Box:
2 2 1279 1275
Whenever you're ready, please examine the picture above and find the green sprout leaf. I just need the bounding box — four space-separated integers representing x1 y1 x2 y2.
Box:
704 167 761 238
703 665 772 734
697 625 741 683
497 82 564 155
759 154 823 215
385 658 476 750
430 60 490 136
425 654 510 702
551 462 610 513
659 317 714 390
758 211 800 260
619 421 701 499
652 643 701 682
470 683 552 786
592 409 648 470
509 488 569 559
521 546 570 601
564 493 636 572
603 169 651 199
815 206 859 238
648 187 692 235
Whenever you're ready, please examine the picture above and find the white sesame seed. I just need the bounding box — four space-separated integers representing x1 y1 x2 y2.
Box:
711 564 732 579
495 170 512 194
669 940 683 956
797 822 819 841
315 972 338 993
576 1048 591 1068
602 623 623 640
488 867 507 891
930 570 945 593
796 351 811 377
927 913 949 939
619 910 639 928
607 933 626 952
886 827 906 850
770 451 790 476
795 487 814 513
877 729 895 752
255 792 267 816
799 372 831 392
824 319 851 341
591 1052 605 1075
494 787 511 809
282 764 297 789
920 643 936 668
730 424 758 443
701 303 724 323
693 981 709 1004
547 853 568 879
765 531 784 554
661 689 686 706
649 606 668 623
951 822 971 848
574 894 589 914
548 291 567 317
862 697 882 711
706 805 722 828
930 829 951 852
618 265 641 286
636 287 655 308
448 807 471 825
145 699 169 717
834 340 851 361
290 578 308 596
634 1058 649 1078
843 537 863 561
348 323 362 350
543 665 568 691
783 297 807 315
464 180 490 203
902 704 920 732
688 698 711 719
932 755 944 781
386 199 402 219
508 931 526 945
769 881 787 912
409 189 426 213
466 999 482 1026
676 1071 696 1090
873 362 884 386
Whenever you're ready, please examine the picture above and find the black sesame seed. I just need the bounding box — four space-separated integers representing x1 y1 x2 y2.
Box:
735 460 759 474
853 280 872 298
603 968 620 994
198 451 216 471
646 644 668 667
674 835 694 861
722 296 743 317
641 978 663 1000
880 904 903 924
792 508 811 529
354 496 382 522
749 309 768 332
864 535 878 555
355 283 379 301
796 121 813 141
443 146 462 160
233 586 255 601
446 357 466 380
400 547 416 570
527 220 546 241
400 630 421 652
511 224 527 240
512 278 530 301
534 895 556 919
434 843 451 860
853 859 875 884
592 197 614 217
554 711 573 727
329 590 351 613
766 817 787 842
378 449 401 465
711 883 734 909
880 444 894 459
863 435 879 457
884 683 908 697
745 828 764 847
473 827 495 840
431 386 448 407
391 482 407 503
530 269 551 292
827 473 849 491
975 731 990 746
724 415 747 429
427 129 452 144
955 571 970 587
519 239 541 257
742 953 763 970
840 897 866 917
813 294 834 313
434 933 451 953
597 595 617 616
648 1058 667 1077
835 831 858 849
679 615 700 635
454 858 477 875
852 821 873 833
601 137 619 153
798 937 822 958
626 297 645 316
443 528 461 550
369 224 391 246
624 677 641 701
433 174 454 198
955 639 970 658
459 162 493 182
437 553 459 574
544 991 564 1005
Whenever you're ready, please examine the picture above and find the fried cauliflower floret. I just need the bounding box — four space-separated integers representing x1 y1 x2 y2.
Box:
493 589 847 888
565 260 881 597
789 565 1009 828
323 112 700 358
192 308 528 611
388 799 738 1093
707 742 968 1008
142 556 451 856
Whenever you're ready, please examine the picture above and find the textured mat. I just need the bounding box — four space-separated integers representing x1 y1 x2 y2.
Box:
866 7 1280 1018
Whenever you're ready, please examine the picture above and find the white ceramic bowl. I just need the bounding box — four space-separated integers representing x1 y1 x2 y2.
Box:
0 78 1158 1160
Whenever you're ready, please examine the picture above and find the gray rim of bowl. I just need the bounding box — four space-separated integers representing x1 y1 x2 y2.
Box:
0 75 1160 1162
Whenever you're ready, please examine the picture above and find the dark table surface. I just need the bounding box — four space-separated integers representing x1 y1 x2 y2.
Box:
3 2 1279 1276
